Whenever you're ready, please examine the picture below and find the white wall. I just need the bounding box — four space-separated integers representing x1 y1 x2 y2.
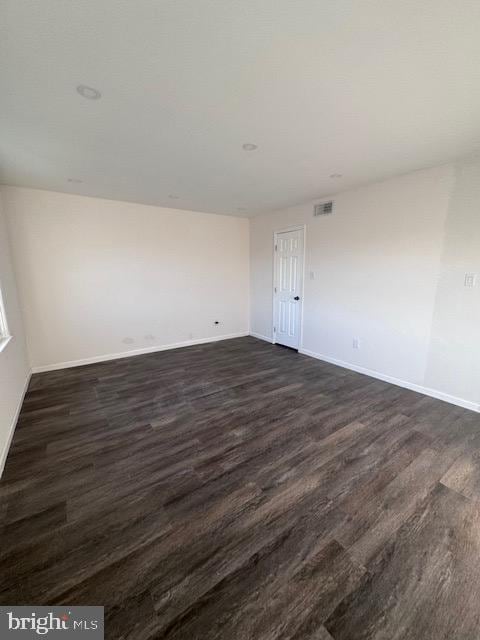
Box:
250 162 480 411
425 158 480 402
0 192 30 473
2 187 249 370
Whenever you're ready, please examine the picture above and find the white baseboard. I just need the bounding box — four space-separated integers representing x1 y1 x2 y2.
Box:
0 370 32 477
31 332 250 374
249 332 275 344
299 347 480 413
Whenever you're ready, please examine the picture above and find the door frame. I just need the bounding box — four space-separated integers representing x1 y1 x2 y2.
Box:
272 224 306 349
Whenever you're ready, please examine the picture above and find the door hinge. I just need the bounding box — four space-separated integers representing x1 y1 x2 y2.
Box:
274 244 278 251
273 326 276 332
274 286 277 293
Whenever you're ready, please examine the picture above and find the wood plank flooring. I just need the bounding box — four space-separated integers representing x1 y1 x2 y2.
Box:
1 336 480 639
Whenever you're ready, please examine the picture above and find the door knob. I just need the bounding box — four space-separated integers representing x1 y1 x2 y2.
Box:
294 296 300 300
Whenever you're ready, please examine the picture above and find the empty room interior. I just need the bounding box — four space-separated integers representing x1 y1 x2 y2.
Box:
2 1 480 638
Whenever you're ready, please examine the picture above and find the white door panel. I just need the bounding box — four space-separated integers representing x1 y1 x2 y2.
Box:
274 229 304 349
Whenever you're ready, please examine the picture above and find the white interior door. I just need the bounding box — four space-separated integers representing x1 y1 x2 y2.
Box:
274 228 304 349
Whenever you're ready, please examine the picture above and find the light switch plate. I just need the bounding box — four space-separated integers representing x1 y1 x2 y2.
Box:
464 273 476 287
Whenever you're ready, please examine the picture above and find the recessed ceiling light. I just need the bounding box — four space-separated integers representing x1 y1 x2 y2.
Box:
242 143 258 151
168 194 180 199
67 178 83 183
330 173 343 179
76 84 102 100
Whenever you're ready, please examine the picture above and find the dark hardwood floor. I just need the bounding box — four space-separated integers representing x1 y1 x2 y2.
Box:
2 336 480 639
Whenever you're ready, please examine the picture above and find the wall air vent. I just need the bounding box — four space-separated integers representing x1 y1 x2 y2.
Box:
314 201 333 217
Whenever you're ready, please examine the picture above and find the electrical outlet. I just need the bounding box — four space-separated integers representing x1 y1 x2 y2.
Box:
309 271 315 280
353 338 360 349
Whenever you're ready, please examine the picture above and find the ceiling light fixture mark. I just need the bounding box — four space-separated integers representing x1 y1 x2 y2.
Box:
242 143 258 151
76 85 102 100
